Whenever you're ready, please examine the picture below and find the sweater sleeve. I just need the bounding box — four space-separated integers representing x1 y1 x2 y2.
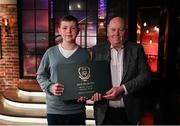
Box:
36 51 53 95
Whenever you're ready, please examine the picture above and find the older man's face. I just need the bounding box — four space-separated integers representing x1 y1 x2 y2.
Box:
107 17 126 48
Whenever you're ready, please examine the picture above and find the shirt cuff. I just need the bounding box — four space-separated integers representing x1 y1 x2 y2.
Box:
122 84 128 95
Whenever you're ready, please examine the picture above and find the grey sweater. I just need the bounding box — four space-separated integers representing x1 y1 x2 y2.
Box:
37 45 90 114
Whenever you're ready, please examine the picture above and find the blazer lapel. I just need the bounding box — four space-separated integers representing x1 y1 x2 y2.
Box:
107 47 111 63
122 43 130 81
105 42 111 63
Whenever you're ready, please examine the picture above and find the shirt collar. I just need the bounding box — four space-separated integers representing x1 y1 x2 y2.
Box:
110 45 124 52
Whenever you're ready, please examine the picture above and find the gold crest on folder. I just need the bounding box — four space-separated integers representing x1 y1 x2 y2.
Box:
78 66 91 81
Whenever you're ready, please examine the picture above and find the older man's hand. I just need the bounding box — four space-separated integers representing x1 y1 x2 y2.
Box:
103 86 125 100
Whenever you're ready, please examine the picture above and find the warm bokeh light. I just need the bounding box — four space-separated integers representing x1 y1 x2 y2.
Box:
137 24 141 29
69 5 72 10
146 30 149 34
137 29 141 34
143 22 147 27
149 39 152 44
77 4 81 9
154 26 159 32
99 22 104 26
3 18 9 26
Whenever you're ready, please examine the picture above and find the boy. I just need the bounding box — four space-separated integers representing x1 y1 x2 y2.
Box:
37 15 90 125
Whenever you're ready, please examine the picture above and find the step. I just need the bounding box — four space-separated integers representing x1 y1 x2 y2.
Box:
0 94 46 125
0 116 47 125
0 95 95 125
1 80 96 125
0 114 95 126
3 88 94 105
3 89 45 104
0 115 95 126
18 80 42 92
18 82 94 105
0 96 46 118
1 94 94 119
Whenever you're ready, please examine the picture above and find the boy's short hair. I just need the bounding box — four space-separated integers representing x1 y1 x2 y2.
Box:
59 15 79 28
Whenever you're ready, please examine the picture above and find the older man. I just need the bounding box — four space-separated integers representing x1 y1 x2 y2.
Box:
91 16 151 125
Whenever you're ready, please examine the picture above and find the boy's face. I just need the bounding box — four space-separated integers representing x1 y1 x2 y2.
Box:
58 21 79 43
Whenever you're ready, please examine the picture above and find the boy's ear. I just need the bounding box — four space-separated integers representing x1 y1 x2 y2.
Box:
57 27 61 35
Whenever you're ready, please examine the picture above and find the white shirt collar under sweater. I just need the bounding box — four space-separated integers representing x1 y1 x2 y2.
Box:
58 43 78 58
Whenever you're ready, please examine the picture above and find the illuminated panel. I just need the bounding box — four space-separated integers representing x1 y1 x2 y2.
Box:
141 27 159 72
98 0 106 18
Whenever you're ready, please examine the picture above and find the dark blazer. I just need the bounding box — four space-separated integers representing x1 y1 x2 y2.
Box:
92 41 151 124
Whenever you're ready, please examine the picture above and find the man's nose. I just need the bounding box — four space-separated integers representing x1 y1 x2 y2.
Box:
114 30 119 35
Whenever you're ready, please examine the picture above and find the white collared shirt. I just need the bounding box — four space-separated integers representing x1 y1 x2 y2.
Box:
109 45 127 108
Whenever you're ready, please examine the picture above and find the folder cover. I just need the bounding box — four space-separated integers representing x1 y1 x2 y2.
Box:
57 61 112 100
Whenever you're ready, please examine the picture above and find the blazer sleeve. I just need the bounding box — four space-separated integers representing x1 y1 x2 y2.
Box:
124 44 151 94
